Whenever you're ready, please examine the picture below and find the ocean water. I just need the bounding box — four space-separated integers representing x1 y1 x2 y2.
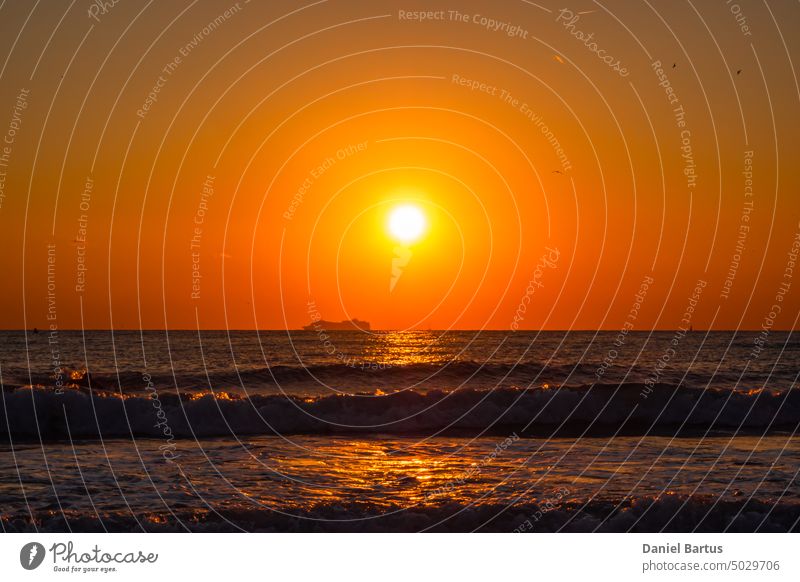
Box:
4 329 800 395
1 330 798 531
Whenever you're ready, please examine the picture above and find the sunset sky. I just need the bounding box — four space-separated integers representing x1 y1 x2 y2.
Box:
0 0 798 330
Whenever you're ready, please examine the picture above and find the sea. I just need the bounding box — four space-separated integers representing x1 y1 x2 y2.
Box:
1 330 798 532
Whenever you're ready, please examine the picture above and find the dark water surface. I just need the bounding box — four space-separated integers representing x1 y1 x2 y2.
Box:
1 331 798 531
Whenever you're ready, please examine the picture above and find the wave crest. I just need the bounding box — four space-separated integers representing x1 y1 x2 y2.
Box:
2 383 797 439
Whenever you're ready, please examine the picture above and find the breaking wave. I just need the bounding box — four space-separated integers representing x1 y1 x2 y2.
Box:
3 359 763 394
2 383 798 439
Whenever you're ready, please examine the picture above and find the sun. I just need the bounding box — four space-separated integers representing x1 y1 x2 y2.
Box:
388 204 427 244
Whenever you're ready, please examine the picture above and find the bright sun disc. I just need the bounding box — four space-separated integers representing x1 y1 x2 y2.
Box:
388 204 427 243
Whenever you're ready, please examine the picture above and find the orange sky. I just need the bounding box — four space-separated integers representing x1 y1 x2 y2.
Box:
0 0 798 330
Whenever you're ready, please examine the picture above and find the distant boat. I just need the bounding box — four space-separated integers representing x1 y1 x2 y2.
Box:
302 319 370 331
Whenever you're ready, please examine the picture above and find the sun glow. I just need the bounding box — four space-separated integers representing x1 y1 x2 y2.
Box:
388 204 427 244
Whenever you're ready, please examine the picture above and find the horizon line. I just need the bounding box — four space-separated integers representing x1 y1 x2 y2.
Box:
5 328 798 333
